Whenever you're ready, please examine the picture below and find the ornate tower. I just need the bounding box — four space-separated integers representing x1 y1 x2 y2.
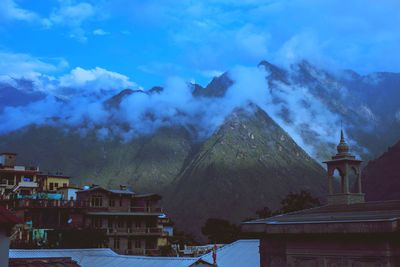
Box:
323 130 364 205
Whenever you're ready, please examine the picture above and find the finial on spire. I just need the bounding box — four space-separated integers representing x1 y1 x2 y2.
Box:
337 126 349 155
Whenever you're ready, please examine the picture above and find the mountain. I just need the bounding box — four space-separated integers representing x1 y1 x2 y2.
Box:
362 140 400 201
0 126 192 193
0 60 399 240
165 105 326 239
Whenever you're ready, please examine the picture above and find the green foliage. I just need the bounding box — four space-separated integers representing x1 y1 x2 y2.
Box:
201 218 240 244
255 206 273 219
279 190 321 213
169 229 199 247
159 245 174 256
252 191 321 220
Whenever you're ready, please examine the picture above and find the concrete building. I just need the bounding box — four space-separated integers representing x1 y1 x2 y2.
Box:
57 186 81 201
76 186 166 255
0 153 40 198
242 131 400 266
37 173 70 192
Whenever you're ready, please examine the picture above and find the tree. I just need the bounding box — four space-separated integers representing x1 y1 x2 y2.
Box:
201 218 240 244
279 190 320 214
255 206 273 219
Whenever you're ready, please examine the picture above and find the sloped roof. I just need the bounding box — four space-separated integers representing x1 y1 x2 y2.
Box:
242 200 400 234
9 257 80 267
201 239 260 267
79 255 210 267
9 248 118 263
0 206 21 226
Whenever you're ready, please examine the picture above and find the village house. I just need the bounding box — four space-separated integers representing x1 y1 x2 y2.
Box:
242 131 400 266
76 185 165 255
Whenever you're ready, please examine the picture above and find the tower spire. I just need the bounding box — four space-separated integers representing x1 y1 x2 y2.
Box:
337 127 349 155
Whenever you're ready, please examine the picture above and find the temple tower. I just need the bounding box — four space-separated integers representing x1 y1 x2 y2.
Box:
323 130 364 205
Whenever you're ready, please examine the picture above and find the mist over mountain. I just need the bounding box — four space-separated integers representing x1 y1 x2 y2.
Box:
1 60 399 240
2 60 399 159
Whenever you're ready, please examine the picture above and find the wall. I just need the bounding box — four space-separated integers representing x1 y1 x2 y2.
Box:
260 235 400 267
0 229 9 267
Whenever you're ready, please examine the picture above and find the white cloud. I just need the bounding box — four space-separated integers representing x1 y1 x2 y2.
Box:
0 51 68 91
59 67 135 93
46 2 96 42
93 28 110 36
0 0 39 22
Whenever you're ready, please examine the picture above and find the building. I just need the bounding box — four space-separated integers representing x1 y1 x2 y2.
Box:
37 173 70 192
242 130 400 266
157 213 174 248
0 206 20 267
57 186 81 201
0 153 40 198
76 185 166 255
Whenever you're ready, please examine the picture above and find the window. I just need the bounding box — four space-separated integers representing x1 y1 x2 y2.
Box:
108 218 113 228
135 239 141 248
119 198 123 206
49 182 54 190
114 237 120 249
117 217 124 228
92 217 102 228
63 183 67 187
109 198 115 207
91 196 103 207
135 220 141 228
127 238 132 250
54 183 59 189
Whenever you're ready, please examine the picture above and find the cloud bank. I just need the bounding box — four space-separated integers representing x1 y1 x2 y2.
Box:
0 50 362 160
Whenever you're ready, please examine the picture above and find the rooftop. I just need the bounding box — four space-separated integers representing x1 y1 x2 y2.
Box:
200 239 260 267
10 249 210 267
79 255 210 267
9 257 80 267
9 248 118 263
242 200 400 234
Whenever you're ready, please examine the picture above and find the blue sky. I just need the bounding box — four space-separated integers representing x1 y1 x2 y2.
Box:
0 0 400 88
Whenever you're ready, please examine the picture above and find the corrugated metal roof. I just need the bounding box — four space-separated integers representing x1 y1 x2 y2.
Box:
79 255 209 267
9 248 118 263
201 239 260 267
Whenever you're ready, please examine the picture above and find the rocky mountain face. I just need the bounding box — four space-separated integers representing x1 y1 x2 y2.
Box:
165 106 326 239
0 60 399 240
362 140 400 201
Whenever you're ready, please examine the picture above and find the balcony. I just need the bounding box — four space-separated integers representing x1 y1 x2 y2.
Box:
130 207 162 213
11 199 85 209
16 181 38 188
107 227 162 236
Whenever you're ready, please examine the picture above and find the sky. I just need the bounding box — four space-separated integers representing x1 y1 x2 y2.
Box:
0 0 400 89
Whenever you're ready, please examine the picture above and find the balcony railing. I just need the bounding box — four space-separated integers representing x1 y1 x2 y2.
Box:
2 199 162 213
107 227 162 235
130 207 162 213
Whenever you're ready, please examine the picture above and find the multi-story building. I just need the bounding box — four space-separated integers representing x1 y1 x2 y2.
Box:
37 174 70 192
0 153 40 198
76 186 165 255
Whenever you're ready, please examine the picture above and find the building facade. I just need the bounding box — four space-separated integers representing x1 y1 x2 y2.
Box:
242 131 400 267
0 153 40 198
76 186 165 255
